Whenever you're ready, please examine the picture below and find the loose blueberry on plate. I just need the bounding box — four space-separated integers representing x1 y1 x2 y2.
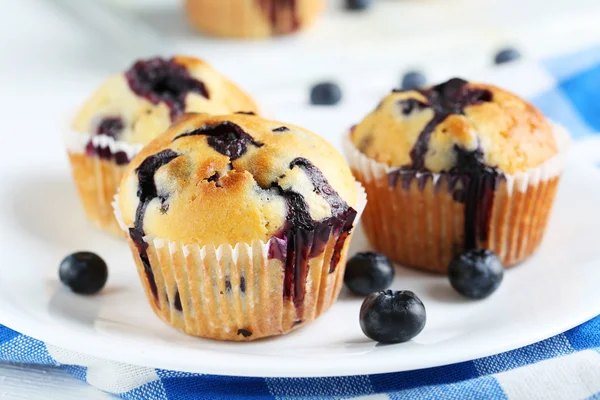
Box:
494 48 522 65
310 82 342 105
401 70 427 91
346 0 373 11
344 251 394 296
448 249 504 299
360 290 426 344
59 252 108 295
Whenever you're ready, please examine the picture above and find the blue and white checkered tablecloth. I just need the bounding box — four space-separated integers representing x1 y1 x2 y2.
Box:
2 46 600 399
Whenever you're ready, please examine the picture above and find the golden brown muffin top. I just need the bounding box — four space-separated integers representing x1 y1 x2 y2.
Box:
118 113 358 246
72 56 258 145
350 78 558 175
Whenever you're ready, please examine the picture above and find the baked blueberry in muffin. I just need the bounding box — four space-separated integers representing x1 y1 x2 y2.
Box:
116 112 366 341
65 56 258 236
345 78 568 272
184 0 324 38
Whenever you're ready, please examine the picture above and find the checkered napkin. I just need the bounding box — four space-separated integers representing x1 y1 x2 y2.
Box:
2 46 600 399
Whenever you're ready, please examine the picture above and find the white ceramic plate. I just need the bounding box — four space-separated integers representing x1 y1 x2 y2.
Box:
1 115 600 376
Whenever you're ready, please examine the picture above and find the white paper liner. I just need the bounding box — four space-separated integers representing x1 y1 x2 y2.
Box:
112 182 367 341
342 122 571 196
64 129 144 161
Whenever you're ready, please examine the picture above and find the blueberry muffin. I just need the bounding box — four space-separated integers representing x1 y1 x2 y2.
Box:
115 113 366 341
65 56 258 236
184 0 324 38
344 78 569 273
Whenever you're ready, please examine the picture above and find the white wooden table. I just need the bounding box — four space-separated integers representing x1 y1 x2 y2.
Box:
2 0 600 397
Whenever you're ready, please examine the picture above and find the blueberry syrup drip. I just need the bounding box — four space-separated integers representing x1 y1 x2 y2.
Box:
172 122 263 160
129 150 180 305
450 146 503 248
389 78 501 250
240 276 246 293
272 126 290 132
257 0 299 33
269 158 357 314
125 57 209 121
84 117 129 165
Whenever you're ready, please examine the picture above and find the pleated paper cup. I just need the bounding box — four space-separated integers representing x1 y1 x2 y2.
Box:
65 130 143 237
342 125 570 274
113 183 367 341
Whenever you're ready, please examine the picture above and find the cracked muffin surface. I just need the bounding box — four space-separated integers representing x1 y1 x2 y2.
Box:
350 78 558 175
118 112 358 246
72 56 258 145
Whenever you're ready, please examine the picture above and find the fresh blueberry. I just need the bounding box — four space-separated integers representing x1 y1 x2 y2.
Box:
360 290 426 344
401 71 427 91
346 0 373 11
448 249 504 299
310 82 342 106
494 48 521 65
59 252 108 295
344 252 394 296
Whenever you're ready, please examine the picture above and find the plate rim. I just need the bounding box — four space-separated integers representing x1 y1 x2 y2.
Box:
1 283 599 378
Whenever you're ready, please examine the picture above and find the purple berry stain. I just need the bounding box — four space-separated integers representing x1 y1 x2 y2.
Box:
85 117 129 165
172 121 263 160
96 117 124 138
125 57 209 121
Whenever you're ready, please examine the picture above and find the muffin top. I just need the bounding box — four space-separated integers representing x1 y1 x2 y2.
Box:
72 56 258 145
350 78 558 175
118 113 358 246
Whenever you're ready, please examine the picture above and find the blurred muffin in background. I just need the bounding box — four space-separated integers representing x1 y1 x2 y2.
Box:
66 56 258 237
185 0 324 38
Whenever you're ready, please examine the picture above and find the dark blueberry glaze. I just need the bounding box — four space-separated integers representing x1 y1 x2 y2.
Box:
240 276 246 293
237 329 253 337
125 57 209 121
84 117 129 165
236 111 256 115
172 122 263 160
257 0 299 33
269 158 357 315
129 149 181 305
388 78 501 251
272 126 290 132
85 142 130 165
396 78 493 170
96 117 124 138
